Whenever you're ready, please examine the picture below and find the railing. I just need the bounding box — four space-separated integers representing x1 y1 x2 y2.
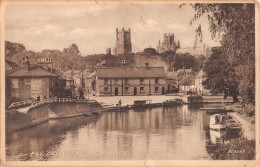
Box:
8 98 97 109
8 99 36 109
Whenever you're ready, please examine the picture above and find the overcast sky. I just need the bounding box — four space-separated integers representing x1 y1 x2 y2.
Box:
5 3 219 55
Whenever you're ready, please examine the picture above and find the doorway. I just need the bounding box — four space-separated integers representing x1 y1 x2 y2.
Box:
162 87 165 95
115 87 118 96
134 87 137 95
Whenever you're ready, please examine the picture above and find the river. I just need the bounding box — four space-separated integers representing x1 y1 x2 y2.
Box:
6 104 254 161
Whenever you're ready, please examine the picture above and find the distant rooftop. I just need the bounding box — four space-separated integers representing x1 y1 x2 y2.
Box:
96 67 165 78
6 64 58 77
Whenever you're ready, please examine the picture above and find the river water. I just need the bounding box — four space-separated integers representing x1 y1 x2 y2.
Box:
6 104 252 161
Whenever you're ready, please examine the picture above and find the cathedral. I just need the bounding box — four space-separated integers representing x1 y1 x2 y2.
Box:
157 33 180 53
113 28 132 55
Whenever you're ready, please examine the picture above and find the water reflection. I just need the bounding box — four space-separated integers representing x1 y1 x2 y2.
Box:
6 104 250 161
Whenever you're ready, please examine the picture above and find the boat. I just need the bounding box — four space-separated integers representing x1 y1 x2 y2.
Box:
201 106 233 115
225 115 242 130
162 99 183 107
131 100 151 109
209 114 227 131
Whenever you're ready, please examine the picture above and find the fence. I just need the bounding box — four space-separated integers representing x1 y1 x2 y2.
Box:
8 98 97 109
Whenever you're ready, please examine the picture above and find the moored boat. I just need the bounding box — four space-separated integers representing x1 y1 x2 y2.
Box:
162 99 183 107
209 114 227 131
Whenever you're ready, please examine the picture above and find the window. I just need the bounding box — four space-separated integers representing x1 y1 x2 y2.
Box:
140 78 144 85
104 87 108 93
24 78 31 85
155 87 159 93
125 87 129 93
140 87 144 93
104 79 108 85
124 79 129 85
11 79 18 88
155 78 159 84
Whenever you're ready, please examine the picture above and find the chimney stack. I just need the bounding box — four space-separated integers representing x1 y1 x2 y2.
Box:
23 56 30 70
145 59 149 69
183 66 186 76
122 59 126 67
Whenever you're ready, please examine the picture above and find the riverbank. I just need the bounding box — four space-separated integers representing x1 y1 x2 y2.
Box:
225 103 255 140
91 95 233 106
6 101 101 132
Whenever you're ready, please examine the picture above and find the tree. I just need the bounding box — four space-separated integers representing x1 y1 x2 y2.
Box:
189 3 255 103
202 47 239 102
143 47 157 55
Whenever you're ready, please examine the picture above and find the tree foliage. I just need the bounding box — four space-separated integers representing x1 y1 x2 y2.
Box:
189 3 255 103
143 47 157 55
202 47 239 102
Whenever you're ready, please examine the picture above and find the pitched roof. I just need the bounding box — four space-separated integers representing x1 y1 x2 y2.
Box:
5 60 20 69
87 71 96 79
6 64 58 77
96 67 165 78
196 69 207 78
178 74 195 86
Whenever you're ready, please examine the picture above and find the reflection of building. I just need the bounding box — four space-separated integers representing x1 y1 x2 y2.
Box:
157 33 180 53
95 61 166 96
113 28 132 55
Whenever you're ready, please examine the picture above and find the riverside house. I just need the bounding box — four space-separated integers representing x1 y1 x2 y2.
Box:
95 61 166 96
194 69 210 95
6 60 67 101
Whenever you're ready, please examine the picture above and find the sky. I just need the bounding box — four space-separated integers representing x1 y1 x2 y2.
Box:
5 3 220 55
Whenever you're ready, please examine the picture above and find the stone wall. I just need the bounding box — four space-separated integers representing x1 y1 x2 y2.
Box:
6 102 101 132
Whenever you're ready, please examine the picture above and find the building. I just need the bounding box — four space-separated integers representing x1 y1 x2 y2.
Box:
106 48 111 55
177 74 196 93
113 28 132 55
83 71 97 96
195 69 210 95
5 60 20 74
64 69 81 87
166 68 193 93
95 62 166 96
157 33 180 53
6 62 63 101
176 44 212 58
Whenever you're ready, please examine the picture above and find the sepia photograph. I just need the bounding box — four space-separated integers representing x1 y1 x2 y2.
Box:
1 0 259 166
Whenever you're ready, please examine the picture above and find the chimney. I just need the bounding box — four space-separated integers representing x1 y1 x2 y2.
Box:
183 66 186 76
122 59 126 67
145 59 149 69
23 56 30 70
102 60 106 67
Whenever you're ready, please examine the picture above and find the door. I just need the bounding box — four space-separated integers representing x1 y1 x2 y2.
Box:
134 87 137 95
115 87 118 96
162 87 165 95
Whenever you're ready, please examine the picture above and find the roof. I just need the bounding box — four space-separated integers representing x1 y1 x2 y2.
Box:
96 67 166 78
64 70 81 74
87 71 96 79
6 64 58 77
178 74 195 86
196 69 207 78
5 60 20 69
